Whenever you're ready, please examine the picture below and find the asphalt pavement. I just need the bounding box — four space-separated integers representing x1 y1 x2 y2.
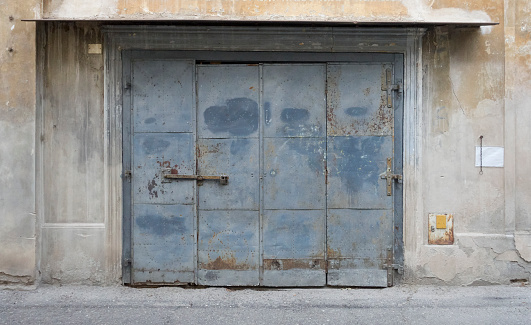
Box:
1 284 530 324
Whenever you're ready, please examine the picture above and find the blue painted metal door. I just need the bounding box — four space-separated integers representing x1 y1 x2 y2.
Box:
326 63 401 287
124 58 197 285
124 53 402 287
196 65 261 286
262 64 327 286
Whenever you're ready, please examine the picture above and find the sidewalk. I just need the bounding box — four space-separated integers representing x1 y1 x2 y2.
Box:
1 284 530 324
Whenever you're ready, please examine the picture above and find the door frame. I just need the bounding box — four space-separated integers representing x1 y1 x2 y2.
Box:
103 25 425 284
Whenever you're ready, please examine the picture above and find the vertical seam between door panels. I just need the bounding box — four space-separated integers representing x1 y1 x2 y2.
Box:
121 51 131 285
324 63 329 283
194 63 199 285
259 64 264 285
128 55 135 285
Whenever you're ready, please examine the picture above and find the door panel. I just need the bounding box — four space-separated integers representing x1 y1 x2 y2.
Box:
262 64 326 286
263 65 326 138
327 64 393 137
326 136 392 209
133 133 195 205
197 65 260 139
129 59 196 284
197 210 259 286
196 65 260 286
132 204 195 284
262 209 326 286
327 209 392 287
263 137 326 210
197 138 259 210
133 60 194 133
326 63 397 287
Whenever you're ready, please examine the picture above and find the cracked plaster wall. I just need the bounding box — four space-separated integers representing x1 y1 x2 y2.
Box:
37 22 107 284
0 0 40 286
402 0 531 285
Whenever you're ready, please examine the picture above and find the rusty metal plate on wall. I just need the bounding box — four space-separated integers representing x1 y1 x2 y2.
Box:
428 214 454 245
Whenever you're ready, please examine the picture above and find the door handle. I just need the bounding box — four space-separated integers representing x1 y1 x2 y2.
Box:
379 158 401 196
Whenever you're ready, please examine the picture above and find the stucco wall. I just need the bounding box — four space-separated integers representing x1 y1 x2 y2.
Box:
41 0 494 23
513 0 531 263
38 22 108 284
0 0 40 285
400 0 531 284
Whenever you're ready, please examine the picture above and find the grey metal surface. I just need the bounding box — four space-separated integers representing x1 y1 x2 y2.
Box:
196 65 260 286
132 204 195 284
132 133 195 205
327 64 394 137
263 210 326 286
132 60 194 133
326 63 398 287
124 54 402 287
197 65 260 139
326 136 393 209
129 59 196 284
197 210 260 286
263 138 326 210
197 139 259 210
262 64 326 138
262 64 327 286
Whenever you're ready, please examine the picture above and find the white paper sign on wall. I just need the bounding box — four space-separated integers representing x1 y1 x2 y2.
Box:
475 146 504 167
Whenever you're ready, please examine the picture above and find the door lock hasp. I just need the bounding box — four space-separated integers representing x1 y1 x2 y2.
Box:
162 170 229 185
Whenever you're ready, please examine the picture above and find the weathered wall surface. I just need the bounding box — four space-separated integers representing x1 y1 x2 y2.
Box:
41 0 494 23
512 0 531 263
38 22 108 284
0 0 40 285
402 0 531 284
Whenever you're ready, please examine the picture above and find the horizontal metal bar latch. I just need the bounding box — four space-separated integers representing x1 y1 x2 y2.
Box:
163 173 229 185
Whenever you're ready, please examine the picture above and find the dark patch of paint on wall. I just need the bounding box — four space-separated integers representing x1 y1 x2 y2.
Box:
280 108 310 124
136 213 188 237
345 107 368 117
329 136 384 191
141 136 170 154
204 97 259 136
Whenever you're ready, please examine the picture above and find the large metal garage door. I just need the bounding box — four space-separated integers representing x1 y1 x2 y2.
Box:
123 52 403 287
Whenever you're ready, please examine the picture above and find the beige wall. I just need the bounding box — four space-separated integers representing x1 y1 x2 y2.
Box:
42 0 494 23
0 0 40 285
38 23 107 284
512 0 531 262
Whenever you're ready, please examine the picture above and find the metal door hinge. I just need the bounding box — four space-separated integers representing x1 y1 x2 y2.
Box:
380 158 402 196
384 247 403 287
381 68 402 108
382 263 404 274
